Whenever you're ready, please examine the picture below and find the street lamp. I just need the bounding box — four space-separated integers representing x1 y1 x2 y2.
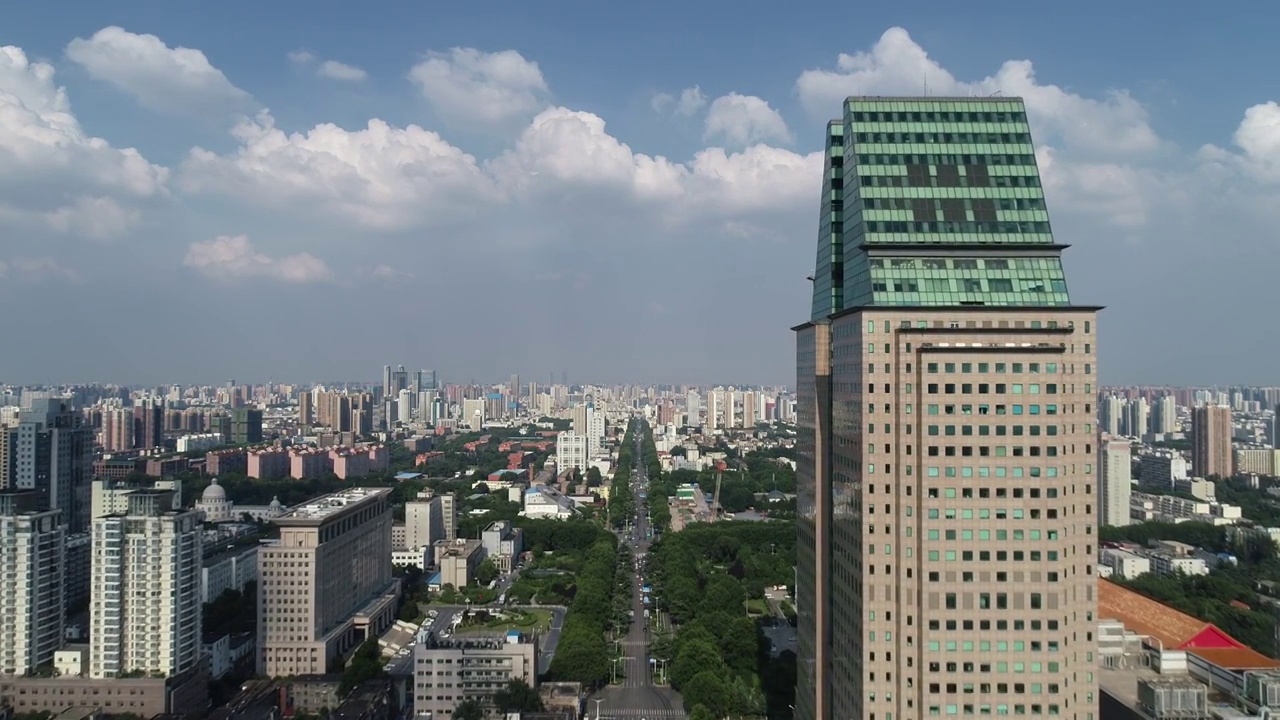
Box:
592 697 605 720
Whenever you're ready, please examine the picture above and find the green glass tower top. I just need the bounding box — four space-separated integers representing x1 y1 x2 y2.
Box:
810 96 1072 322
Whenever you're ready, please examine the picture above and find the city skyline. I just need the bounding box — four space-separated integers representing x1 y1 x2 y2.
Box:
3 3 1280 385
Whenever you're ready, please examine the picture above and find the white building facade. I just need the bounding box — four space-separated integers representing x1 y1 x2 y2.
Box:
0 494 65 676
556 431 590 474
90 491 203 679
1099 438 1132 527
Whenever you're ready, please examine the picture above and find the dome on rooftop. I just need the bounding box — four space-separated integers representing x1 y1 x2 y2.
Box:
201 479 228 502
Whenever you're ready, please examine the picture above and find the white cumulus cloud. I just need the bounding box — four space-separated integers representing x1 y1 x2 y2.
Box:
289 50 367 82
408 48 549 128
652 86 708 116
795 27 1158 158
317 60 367 82
179 111 498 231
0 45 167 241
65 26 252 117
184 235 332 283
491 107 821 219
0 257 81 284
704 93 793 146
1200 102 1280 183
179 104 821 244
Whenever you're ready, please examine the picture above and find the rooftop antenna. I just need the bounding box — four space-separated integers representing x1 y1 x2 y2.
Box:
923 72 928 97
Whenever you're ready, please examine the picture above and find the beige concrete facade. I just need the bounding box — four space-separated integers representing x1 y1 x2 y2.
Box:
1191 405 1233 478
803 308 1099 720
435 539 483 588
257 487 399 677
412 635 538 718
0 663 208 717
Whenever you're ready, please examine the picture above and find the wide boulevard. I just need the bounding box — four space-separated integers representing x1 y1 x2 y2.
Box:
588 421 685 720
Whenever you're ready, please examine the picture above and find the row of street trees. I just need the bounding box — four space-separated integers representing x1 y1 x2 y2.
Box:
608 420 639 529
546 535 628 687
648 521 797 717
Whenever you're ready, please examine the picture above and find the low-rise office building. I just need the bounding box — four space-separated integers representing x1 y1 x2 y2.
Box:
481 520 523 573
435 539 484 588
412 631 538 718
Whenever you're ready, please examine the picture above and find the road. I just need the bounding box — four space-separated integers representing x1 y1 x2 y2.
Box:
589 421 685 720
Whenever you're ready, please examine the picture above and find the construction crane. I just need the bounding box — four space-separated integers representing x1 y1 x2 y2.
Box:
712 471 723 523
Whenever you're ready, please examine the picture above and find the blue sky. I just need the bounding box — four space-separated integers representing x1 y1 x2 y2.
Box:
1 1 1279 386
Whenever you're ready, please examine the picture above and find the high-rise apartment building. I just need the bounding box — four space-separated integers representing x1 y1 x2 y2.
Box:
133 398 164 450
795 97 1099 720
100 407 135 452
1098 438 1133 527
89 490 202 679
1191 405 1233 478
257 488 399 677
298 392 313 427
0 424 16 488
0 492 65 676
1124 397 1148 439
231 407 263 445
555 431 590 474
1151 395 1177 435
14 399 93 533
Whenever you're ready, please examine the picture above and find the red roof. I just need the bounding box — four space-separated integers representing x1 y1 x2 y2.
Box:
1098 578 1280 670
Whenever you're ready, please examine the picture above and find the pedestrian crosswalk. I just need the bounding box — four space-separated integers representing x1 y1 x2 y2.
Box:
599 710 687 719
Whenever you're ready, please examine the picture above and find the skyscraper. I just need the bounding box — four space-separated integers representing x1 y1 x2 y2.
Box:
1151 394 1177 435
1191 405 1232 478
231 407 264 444
0 491 65 676
1098 438 1133 527
795 97 1099 720
414 369 437 393
90 490 202 679
132 398 163 450
14 398 93 532
298 391 313 427
686 390 701 427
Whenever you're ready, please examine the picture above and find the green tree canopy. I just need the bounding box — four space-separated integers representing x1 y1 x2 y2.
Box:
493 679 545 712
452 699 484 720
682 670 730 717
475 558 499 587
687 706 715 720
670 639 725 689
337 638 385 696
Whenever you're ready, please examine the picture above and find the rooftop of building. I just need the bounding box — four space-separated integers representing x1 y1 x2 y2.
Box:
415 630 532 652
274 487 390 524
1098 578 1280 670
438 538 481 557
844 95 1025 104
